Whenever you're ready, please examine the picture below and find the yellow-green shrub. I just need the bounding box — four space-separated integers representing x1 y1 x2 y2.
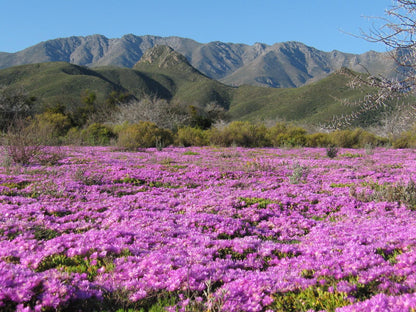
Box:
329 128 386 148
80 123 116 146
175 126 209 147
393 129 416 148
267 123 307 147
208 121 270 147
32 112 71 145
117 121 173 150
329 129 361 148
306 132 332 147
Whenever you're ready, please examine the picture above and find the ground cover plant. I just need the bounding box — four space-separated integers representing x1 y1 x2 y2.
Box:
2 146 416 311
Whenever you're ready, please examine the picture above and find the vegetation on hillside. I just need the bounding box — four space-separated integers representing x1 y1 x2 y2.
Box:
0 45 416 151
0 60 412 132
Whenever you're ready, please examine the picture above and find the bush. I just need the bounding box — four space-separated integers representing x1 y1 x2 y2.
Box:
306 132 332 147
80 123 116 146
289 162 310 184
32 112 71 145
3 119 43 165
208 121 270 147
117 121 173 150
0 86 35 132
392 127 416 148
64 127 83 146
267 123 308 147
326 145 339 158
328 129 359 148
175 126 209 147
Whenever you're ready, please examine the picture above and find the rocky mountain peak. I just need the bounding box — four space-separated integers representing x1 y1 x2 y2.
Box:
136 45 192 70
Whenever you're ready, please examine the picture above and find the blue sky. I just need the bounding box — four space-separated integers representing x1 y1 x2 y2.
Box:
1 0 393 54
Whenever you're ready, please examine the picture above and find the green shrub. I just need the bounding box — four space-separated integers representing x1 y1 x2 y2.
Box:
80 123 116 146
19 112 72 145
272 286 351 312
117 121 173 150
175 126 209 147
267 123 308 147
208 121 270 147
306 132 332 147
64 124 116 146
392 128 416 148
64 127 83 145
329 129 359 148
352 179 416 210
328 128 385 148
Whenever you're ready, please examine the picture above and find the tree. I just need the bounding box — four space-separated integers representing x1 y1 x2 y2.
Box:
327 1 416 129
111 96 189 130
0 86 35 131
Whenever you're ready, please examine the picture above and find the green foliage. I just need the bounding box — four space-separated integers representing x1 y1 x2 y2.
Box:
68 89 98 126
81 123 116 146
32 226 60 241
117 121 173 150
188 105 212 130
228 69 378 126
340 152 363 158
208 121 270 147
32 112 71 145
306 132 332 147
113 175 180 189
392 126 416 148
182 151 200 156
0 61 399 129
267 123 308 147
329 129 361 148
63 123 115 146
351 178 416 210
238 197 278 209
330 182 355 188
36 253 114 281
216 247 255 261
272 286 351 312
175 126 209 147
328 128 384 148
36 249 131 281
0 180 31 189
376 247 403 264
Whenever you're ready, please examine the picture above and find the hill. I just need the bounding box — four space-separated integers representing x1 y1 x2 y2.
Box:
0 46 399 128
0 34 399 89
0 46 234 111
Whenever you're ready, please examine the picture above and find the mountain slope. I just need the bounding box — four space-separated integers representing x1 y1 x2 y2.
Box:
133 45 233 108
229 68 377 124
0 46 233 111
0 34 399 88
0 58 393 128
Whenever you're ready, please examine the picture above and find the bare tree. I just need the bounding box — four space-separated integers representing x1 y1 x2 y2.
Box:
326 0 416 130
111 96 226 130
111 96 190 130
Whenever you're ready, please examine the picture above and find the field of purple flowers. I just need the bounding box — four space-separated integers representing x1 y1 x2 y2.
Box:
2 146 416 311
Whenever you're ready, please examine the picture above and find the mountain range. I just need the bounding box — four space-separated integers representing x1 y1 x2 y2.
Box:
0 44 387 128
0 34 399 88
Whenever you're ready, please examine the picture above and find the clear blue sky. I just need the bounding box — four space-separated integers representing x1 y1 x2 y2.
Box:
1 0 393 54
